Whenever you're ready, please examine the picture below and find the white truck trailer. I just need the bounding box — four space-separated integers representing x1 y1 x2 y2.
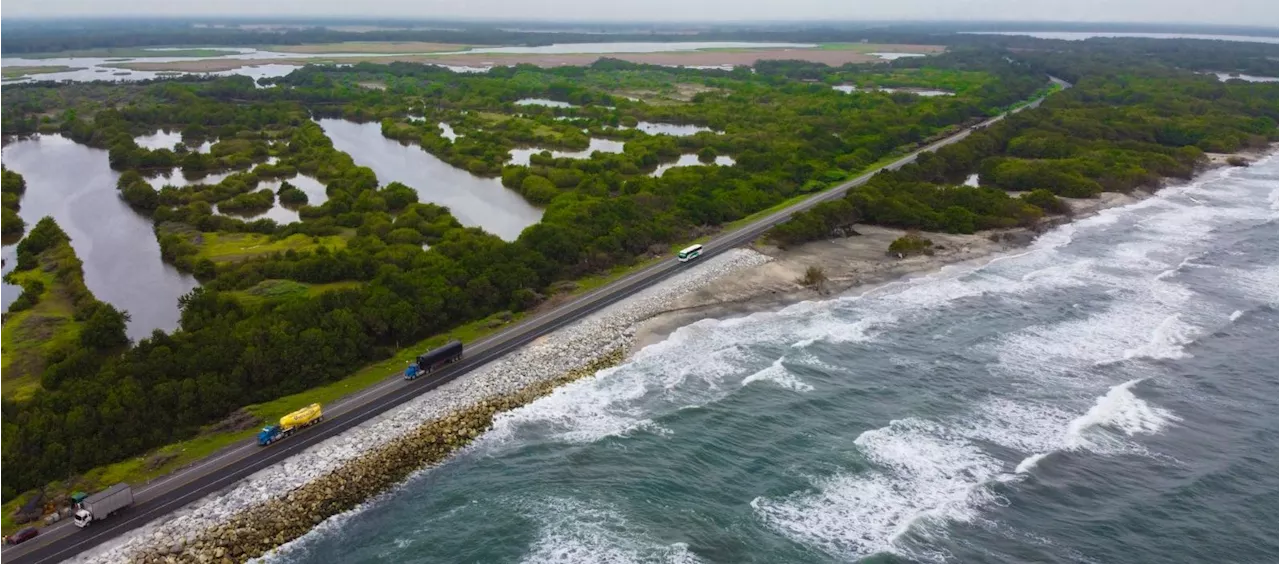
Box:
73 483 134 528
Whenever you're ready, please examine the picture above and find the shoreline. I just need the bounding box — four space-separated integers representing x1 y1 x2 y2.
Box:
630 144 1277 350
631 192 1145 352
76 148 1272 564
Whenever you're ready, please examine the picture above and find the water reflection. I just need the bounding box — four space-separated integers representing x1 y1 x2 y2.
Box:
407 118 460 141
1214 73 1280 83
134 131 214 153
317 118 542 241
651 154 736 177
870 52 928 60
962 31 1279 43
634 122 716 136
214 175 329 224
514 98 575 108
833 84 953 96
508 138 626 165
0 134 198 338
146 169 236 189
1 62 301 85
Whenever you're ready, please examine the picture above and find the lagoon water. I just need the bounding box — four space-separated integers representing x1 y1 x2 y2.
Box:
635 122 716 136
317 118 542 241
1215 73 1280 83
515 98 576 108
651 154 736 177
215 174 329 225
833 85 954 96
145 169 236 189
0 135 198 339
263 155 1279 563
508 138 626 166
0 42 821 84
964 31 1280 44
134 131 215 153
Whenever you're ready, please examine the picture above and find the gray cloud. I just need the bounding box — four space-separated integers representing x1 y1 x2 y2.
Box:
2 0 1277 27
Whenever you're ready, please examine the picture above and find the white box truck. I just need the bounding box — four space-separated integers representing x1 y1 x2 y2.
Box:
73 483 134 528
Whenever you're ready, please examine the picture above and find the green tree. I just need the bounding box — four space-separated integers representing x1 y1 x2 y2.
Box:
79 303 131 350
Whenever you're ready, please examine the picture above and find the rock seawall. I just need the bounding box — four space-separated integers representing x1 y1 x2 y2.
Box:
134 349 625 564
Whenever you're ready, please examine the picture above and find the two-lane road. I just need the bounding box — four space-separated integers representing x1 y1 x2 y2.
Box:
3 82 1064 564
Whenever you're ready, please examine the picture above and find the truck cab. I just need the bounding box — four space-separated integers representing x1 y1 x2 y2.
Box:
257 424 282 446
404 364 420 380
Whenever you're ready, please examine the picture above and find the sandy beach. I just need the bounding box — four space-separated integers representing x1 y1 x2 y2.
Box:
631 192 1146 351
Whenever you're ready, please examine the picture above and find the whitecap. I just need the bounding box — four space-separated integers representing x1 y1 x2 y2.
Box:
1064 379 1179 453
753 418 1003 562
1121 313 1196 361
741 358 814 392
1014 453 1050 474
519 498 703 564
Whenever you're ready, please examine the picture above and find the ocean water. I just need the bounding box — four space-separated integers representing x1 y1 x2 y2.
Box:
264 156 1279 564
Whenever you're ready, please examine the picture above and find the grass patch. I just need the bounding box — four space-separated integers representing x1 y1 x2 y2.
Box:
1 65 81 79
229 279 363 306
1 493 34 534
1 254 82 402
574 255 669 293
476 111 513 125
243 308 524 426
197 232 349 263
80 427 259 497
0 425 260 535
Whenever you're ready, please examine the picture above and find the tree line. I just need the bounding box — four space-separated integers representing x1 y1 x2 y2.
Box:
2 167 26 238
767 69 1276 248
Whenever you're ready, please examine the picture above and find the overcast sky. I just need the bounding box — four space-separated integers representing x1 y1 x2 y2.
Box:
2 0 1277 27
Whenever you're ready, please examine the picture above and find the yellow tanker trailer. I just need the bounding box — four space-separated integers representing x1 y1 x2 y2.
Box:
257 403 324 446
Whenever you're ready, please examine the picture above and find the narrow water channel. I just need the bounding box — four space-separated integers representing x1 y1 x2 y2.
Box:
316 119 543 241
1 135 198 339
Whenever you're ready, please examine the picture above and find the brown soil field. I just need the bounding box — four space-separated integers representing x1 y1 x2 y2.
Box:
109 45 944 73
264 42 473 54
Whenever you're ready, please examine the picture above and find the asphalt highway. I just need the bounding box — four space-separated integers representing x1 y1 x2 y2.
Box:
2 84 1062 564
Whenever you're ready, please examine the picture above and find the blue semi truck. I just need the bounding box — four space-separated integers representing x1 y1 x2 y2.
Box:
405 340 464 380
257 403 324 446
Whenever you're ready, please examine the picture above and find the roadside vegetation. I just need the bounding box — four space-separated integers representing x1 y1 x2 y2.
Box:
0 33 1275 511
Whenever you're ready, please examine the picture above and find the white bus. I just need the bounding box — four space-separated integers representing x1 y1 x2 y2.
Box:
677 244 704 263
